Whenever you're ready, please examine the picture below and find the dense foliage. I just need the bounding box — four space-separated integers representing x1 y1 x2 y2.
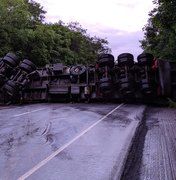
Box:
0 0 110 66
140 0 176 60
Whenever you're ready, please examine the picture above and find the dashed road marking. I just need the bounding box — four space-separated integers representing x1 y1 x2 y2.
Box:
17 103 124 180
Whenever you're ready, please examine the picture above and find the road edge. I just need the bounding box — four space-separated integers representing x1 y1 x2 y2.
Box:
115 105 147 180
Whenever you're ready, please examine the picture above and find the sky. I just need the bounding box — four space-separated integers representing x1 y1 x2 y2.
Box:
35 0 154 60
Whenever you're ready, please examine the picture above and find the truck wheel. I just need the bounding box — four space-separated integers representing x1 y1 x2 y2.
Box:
99 78 112 94
99 77 111 83
19 62 33 73
6 52 18 62
98 54 114 68
20 59 36 73
98 54 114 60
70 65 86 76
3 81 18 96
99 82 112 93
22 59 36 70
119 78 129 83
98 58 114 68
137 53 154 66
3 56 18 67
120 82 130 89
118 53 134 67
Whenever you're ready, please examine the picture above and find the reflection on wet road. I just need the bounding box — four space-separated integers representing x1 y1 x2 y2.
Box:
0 103 145 180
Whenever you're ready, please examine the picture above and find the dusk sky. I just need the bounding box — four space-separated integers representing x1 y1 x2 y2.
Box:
35 0 154 59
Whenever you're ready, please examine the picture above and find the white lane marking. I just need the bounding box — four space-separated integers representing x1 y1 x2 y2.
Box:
13 108 46 117
17 103 124 180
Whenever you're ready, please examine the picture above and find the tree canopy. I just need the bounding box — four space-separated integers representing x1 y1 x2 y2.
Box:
140 0 176 60
0 0 111 66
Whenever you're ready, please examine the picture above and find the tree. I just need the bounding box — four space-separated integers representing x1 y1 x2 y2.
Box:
140 0 176 60
0 0 46 57
0 0 111 66
25 0 46 24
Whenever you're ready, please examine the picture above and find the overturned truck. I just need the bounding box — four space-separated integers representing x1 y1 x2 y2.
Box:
0 52 176 104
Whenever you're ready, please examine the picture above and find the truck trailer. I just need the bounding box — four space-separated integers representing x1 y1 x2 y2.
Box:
0 52 175 105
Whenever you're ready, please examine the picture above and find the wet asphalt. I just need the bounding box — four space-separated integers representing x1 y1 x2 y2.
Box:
122 107 176 180
138 107 176 180
0 103 145 180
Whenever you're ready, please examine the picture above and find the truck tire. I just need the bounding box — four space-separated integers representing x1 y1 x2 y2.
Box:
6 52 18 62
3 56 18 67
118 53 134 67
98 54 114 68
137 53 154 66
20 62 33 73
98 58 114 68
3 81 18 96
98 54 114 60
99 82 112 93
119 78 129 84
99 78 112 94
22 59 36 70
19 59 36 73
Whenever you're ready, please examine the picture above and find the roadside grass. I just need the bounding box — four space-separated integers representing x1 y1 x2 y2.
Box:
168 98 176 108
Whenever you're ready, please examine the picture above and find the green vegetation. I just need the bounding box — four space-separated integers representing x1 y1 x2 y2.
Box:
140 0 176 61
168 98 176 108
0 0 110 66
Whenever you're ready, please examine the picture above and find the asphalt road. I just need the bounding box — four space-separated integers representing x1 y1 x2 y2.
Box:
122 107 176 180
0 103 145 180
139 107 176 180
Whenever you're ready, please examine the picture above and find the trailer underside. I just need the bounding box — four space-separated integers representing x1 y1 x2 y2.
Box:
0 52 176 104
